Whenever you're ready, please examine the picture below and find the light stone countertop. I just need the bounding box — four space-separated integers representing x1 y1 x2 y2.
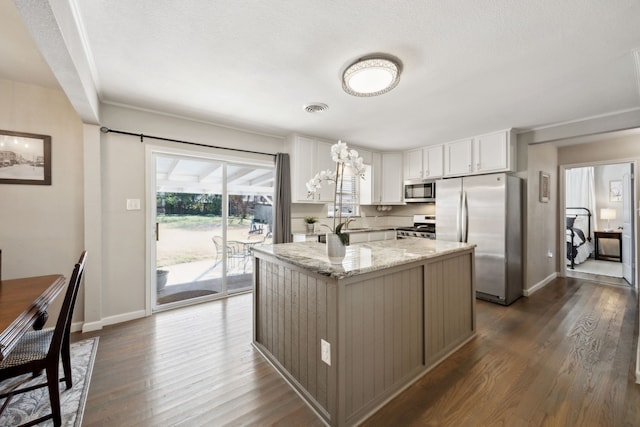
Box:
252 239 475 280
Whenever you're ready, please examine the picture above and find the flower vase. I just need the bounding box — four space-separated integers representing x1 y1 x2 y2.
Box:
326 233 346 264
306 223 315 233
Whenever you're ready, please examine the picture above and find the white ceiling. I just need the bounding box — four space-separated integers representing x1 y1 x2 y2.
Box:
3 0 640 151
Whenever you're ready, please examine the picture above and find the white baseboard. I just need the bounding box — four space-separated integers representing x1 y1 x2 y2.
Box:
79 309 146 333
524 272 557 296
101 309 147 327
71 321 84 333
81 320 104 333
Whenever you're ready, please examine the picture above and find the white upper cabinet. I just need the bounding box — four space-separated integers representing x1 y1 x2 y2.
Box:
404 145 443 180
473 131 510 173
358 150 381 205
315 140 335 202
423 145 443 178
443 129 515 177
444 138 474 176
286 135 336 203
361 151 402 204
404 148 423 180
380 152 404 204
287 136 404 205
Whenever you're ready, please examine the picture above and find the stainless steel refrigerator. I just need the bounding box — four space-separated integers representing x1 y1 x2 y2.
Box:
436 173 522 305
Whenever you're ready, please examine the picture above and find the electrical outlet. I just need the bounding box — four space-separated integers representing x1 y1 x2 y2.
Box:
547 250 553 258
321 339 331 366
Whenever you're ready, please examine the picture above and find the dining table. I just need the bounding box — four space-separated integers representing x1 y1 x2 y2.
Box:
0 274 66 361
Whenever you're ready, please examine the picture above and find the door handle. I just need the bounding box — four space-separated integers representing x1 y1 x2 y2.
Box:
456 191 463 242
461 191 468 243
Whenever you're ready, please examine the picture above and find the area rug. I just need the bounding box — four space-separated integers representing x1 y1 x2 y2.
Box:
570 259 624 278
0 337 99 427
158 289 218 305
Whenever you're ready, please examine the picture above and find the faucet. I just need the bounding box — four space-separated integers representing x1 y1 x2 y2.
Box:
343 217 355 230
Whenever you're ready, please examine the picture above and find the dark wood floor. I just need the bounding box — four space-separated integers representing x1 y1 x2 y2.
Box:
74 276 640 426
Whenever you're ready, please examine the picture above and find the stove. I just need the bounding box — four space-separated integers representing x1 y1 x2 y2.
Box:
396 215 436 239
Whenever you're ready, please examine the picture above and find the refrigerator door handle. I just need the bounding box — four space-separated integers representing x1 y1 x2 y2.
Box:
461 191 469 243
456 191 463 242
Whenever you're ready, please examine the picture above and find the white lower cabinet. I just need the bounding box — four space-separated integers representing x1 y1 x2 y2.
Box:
347 229 396 244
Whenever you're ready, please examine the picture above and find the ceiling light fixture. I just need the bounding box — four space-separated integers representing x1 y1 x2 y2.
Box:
342 55 402 97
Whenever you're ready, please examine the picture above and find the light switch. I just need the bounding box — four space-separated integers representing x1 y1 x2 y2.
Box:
126 199 141 210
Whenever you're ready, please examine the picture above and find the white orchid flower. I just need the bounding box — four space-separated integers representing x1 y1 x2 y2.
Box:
310 139 367 232
331 140 349 163
350 156 366 177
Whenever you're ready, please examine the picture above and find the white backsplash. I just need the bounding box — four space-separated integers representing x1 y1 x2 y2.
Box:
290 203 434 234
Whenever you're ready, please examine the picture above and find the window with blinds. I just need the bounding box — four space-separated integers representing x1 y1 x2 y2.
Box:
327 167 360 217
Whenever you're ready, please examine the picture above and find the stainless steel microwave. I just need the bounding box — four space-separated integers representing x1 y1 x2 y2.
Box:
404 180 436 202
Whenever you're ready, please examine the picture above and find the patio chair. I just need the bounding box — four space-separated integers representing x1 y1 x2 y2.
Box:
212 236 246 271
248 219 264 234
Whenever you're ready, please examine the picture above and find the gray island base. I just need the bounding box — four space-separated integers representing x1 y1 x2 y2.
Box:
252 239 476 426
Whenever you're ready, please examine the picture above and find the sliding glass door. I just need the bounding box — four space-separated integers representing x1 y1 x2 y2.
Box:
151 150 273 310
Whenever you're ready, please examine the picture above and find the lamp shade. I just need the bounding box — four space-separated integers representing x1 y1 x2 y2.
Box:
600 208 616 220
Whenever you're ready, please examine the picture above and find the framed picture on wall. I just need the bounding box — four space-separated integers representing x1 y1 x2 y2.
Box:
0 130 51 185
610 180 622 202
539 171 550 203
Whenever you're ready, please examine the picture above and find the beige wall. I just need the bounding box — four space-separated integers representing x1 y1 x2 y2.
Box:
0 79 85 324
525 143 559 292
558 135 640 165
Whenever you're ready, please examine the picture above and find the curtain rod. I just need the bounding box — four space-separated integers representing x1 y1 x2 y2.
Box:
99 126 276 157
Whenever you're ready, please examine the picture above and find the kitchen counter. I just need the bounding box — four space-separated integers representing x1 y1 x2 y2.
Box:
252 238 474 279
252 239 476 426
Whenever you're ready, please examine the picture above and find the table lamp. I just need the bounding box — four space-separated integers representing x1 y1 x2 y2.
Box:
600 208 616 232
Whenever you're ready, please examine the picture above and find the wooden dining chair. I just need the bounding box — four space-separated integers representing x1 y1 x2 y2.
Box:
0 251 87 427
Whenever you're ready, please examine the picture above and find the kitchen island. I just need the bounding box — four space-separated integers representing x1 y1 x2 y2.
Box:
252 239 476 427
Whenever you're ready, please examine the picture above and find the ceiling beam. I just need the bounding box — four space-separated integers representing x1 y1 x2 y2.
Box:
226 168 254 183
196 163 222 182
164 158 180 180
251 171 274 187
14 0 100 124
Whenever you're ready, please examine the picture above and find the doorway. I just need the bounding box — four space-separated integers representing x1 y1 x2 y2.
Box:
148 149 274 311
561 161 636 287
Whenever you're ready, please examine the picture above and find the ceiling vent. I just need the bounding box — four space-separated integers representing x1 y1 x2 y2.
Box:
303 103 329 113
